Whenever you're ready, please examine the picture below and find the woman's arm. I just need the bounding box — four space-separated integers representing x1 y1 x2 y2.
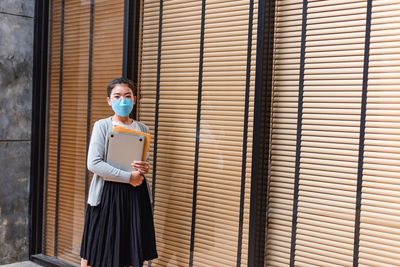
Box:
87 121 132 183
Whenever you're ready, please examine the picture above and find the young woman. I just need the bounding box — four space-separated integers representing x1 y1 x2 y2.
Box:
80 77 158 267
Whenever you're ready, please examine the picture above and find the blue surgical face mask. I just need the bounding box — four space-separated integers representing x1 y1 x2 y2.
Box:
111 98 134 117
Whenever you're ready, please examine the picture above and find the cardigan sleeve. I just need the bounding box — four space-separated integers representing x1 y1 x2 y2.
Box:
87 120 132 183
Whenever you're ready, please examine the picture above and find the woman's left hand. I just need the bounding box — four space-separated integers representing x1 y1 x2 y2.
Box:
132 161 150 175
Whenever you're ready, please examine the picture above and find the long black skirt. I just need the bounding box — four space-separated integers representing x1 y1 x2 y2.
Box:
80 180 158 267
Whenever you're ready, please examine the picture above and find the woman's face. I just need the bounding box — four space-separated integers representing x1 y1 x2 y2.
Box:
107 83 135 104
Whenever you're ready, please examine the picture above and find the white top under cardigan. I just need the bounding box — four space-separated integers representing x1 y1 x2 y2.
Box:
87 116 150 206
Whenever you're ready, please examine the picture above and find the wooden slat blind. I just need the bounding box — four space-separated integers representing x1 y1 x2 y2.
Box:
91 0 124 123
56 0 90 263
269 0 400 266
140 0 200 265
45 0 62 257
45 0 124 264
194 1 256 266
241 1 258 265
139 0 257 266
267 1 303 265
359 0 400 265
296 1 367 266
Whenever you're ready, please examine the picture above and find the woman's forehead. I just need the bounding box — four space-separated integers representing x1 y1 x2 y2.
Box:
111 84 133 95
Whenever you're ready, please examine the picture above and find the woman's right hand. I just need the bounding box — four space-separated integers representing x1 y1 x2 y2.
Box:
130 170 144 187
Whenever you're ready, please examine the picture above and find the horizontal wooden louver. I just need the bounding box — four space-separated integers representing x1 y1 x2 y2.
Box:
241 1 258 265
139 0 256 266
56 0 90 263
45 0 62 257
194 1 255 266
140 0 200 266
45 0 124 264
269 0 400 266
91 0 124 123
267 1 303 266
295 1 367 266
359 0 400 266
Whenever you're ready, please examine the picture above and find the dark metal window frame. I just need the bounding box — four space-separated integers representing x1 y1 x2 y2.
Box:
30 0 141 265
247 0 275 266
30 0 275 266
30 0 49 259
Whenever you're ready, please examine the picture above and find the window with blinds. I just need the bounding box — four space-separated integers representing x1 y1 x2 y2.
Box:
267 0 302 265
195 1 258 266
45 0 124 264
43 0 400 266
360 0 400 265
45 1 90 263
139 0 257 266
140 1 200 265
268 0 400 266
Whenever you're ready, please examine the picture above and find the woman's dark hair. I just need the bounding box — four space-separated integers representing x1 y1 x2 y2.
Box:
107 77 137 97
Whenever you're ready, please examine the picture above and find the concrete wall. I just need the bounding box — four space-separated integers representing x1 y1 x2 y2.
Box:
0 0 34 264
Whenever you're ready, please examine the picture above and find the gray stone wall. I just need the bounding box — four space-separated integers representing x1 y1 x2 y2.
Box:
0 0 34 264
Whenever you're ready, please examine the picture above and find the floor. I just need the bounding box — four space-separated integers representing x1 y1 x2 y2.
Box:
0 262 41 267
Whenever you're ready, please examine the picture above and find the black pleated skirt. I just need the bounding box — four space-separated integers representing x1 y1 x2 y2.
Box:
80 180 158 267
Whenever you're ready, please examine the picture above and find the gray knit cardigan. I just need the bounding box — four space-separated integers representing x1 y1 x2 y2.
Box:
86 116 150 206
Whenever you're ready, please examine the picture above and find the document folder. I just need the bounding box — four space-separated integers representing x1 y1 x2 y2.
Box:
105 126 151 172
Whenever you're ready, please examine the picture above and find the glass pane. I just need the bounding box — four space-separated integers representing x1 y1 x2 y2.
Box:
44 0 124 264
138 1 257 266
